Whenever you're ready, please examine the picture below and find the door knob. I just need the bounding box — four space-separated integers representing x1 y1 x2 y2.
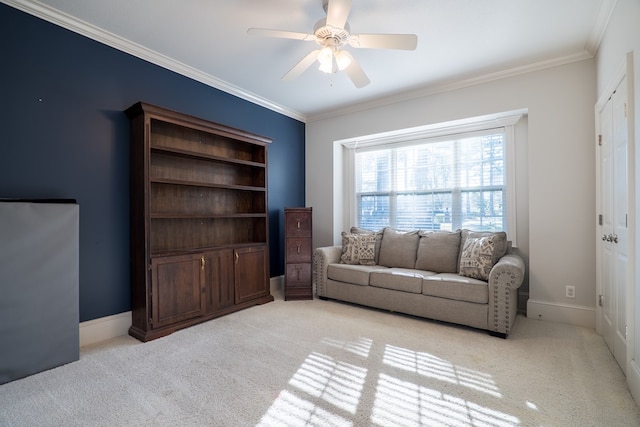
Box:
602 233 618 243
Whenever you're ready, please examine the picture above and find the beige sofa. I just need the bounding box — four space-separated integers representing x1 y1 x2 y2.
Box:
313 227 525 338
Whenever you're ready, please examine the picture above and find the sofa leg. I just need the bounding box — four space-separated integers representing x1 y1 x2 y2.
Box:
488 331 507 339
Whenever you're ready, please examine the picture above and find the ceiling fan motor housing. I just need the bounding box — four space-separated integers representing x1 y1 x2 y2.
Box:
314 18 350 48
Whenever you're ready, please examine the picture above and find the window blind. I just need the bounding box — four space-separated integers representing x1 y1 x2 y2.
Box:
355 131 506 232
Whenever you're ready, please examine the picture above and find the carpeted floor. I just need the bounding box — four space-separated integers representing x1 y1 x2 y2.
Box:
1 290 639 426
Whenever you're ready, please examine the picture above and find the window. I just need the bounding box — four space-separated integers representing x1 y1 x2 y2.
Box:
343 113 522 243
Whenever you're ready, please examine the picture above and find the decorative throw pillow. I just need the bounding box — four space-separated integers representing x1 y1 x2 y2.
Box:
377 227 420 268
459 236 496 281
415 230 461 273
340 232 377 265
350 226 384 264
460 229 508 267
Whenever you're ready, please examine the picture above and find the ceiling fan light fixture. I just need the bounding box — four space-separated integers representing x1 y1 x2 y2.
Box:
335 50 351 70
318 60 334 74
317 46 334 73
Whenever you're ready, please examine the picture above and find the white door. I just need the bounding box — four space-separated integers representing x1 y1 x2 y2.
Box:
598 76 629 371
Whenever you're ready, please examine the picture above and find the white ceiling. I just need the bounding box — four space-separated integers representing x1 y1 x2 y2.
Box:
5 0 614 121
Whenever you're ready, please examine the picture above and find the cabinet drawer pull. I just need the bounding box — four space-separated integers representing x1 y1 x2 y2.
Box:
297 243 301 254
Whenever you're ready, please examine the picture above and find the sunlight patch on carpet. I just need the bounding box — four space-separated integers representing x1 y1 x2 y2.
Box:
383 344 502 397
372 373 521 427
257 390 352 427
321 336 373 358
288 352 367 414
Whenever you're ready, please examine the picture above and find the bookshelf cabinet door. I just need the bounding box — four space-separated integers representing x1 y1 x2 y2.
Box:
151 254 205 328
234 245 268 304
205 249 235 312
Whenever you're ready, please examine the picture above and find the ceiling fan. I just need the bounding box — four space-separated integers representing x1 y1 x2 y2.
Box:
247 0 418 88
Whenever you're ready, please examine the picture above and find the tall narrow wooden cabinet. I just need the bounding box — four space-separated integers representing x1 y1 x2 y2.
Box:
126 102 273 342
284 207 313 300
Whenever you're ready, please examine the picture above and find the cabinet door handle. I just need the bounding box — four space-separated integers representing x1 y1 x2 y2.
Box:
297 243 301 254
201 256 205 270
297 219 301 229
235 252 239 264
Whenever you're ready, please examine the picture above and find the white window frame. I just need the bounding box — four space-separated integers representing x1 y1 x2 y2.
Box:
341 112 523 246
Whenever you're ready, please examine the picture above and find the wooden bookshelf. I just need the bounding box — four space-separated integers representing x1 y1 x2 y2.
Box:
126 102 273 341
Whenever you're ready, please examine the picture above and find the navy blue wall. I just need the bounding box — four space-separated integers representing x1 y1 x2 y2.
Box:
0 4 305 322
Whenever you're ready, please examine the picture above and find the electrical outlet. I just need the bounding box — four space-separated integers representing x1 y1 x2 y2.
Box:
566 285 575 299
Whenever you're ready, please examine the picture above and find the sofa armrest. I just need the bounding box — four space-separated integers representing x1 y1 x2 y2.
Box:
313 246 342 297
489 254 525 290
487 254 525 336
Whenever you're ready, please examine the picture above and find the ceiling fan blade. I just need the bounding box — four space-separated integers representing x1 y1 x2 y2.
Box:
349 33 418 50
340 51 370 88
247 28 316 41
282 49 321 81
326 0 352 29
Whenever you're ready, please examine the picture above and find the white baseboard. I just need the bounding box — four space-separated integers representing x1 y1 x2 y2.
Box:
526 299 596 329
79 311 131 347
628 359 640 407
79 276 286 347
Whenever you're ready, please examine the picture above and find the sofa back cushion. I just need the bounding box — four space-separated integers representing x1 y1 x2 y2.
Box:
415 230 461 273
377 228 420 268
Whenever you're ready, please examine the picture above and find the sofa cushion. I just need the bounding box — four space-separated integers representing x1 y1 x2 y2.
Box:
378 228 420 268
328 263 385 286
350 226 383 264
340 232 377 265
460 229 508 265
459 236 496 281
422 273 488 303
370 268 435 294
415 230 461 273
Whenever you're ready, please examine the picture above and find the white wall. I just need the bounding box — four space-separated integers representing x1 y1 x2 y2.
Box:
595 0 640 406
306 58 596 324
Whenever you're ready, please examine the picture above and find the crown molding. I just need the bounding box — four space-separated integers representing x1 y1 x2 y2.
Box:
585 0 617 55
1 0 307 122
307 50 594 122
